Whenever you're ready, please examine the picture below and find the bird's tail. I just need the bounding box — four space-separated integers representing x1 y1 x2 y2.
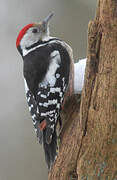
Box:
43 128 57 169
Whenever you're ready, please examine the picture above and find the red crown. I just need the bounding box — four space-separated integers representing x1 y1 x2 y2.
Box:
16 24 33 47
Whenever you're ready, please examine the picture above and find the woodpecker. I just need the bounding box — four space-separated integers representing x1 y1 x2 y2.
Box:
16 13 74 169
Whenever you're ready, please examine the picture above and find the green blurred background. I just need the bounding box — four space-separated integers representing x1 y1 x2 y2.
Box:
0 0 96 179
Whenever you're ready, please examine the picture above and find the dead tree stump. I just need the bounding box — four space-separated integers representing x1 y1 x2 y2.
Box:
49 0 117 179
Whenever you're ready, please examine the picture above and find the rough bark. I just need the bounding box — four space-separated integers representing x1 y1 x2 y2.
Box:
48 0 117 179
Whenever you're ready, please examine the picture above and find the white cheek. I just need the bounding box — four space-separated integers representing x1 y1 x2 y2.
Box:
20 33 38 49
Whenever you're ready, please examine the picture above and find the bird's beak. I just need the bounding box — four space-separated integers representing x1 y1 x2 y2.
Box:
43 12 54 24
42 12 54 32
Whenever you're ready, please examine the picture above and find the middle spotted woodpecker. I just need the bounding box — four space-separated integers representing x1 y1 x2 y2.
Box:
16 13 74 169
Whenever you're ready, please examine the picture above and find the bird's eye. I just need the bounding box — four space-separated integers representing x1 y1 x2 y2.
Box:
32 28 38 33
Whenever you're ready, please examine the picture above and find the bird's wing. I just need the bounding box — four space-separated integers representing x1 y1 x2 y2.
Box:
24 78 43 144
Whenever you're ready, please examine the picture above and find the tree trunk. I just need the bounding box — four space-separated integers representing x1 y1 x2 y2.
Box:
48 0 117 179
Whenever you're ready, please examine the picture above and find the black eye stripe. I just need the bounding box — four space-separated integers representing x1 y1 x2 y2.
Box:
32 28 38 33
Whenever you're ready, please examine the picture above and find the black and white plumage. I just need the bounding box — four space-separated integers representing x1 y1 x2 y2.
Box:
16 13 74 169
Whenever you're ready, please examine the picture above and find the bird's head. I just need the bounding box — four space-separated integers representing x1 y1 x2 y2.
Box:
16 12 54 55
